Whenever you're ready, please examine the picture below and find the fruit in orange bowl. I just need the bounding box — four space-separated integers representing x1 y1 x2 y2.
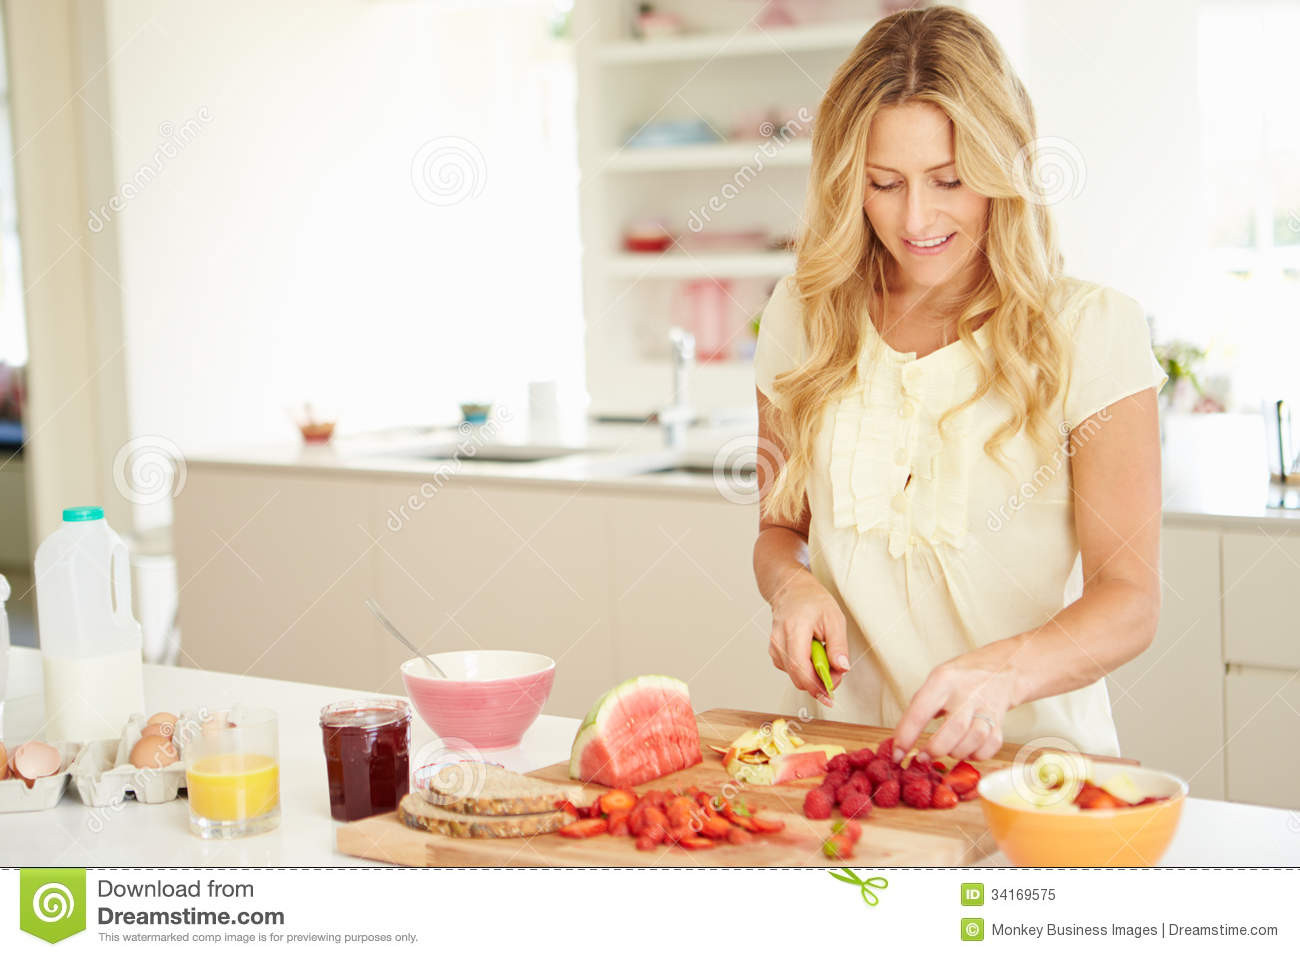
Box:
978 759 1187 866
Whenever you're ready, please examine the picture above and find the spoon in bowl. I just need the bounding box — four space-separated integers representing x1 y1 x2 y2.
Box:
364 598 448 679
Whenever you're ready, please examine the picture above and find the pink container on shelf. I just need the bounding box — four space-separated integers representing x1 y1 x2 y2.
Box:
399 650 555 750
676 278 735 362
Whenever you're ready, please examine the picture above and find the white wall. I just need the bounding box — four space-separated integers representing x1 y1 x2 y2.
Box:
971 0 1205 333
102 0 582 464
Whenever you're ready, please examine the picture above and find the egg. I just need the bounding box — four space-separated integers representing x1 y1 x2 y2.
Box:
141 722 174 740
0 742 8 781
146 711 177 728
12 741 63 785
130 734 179 769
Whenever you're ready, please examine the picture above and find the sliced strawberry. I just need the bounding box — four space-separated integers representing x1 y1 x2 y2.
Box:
607 810 631 836
555 799 581 818
931 784 959 809
559 818 609 838
635 833 661 851
678 835 715 850
727 825 755 845
958 786 980 802
598 788 637 815
747 814 786 834
699 814 732 839
943 760 981 795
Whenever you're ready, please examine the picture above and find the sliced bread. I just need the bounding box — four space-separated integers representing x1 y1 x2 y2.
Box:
398 791 575 839
421 762 584 816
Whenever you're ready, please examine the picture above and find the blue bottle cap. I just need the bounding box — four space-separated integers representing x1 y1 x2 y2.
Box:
62 506 105 522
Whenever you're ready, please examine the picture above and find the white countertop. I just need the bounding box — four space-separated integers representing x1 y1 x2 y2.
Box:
3 647 1298 866
182 413 1300 527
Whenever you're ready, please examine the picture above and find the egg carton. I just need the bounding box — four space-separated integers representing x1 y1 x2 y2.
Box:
0 742 79 813
70 713 188 807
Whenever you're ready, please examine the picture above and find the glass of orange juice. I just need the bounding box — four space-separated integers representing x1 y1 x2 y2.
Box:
182 706 280 839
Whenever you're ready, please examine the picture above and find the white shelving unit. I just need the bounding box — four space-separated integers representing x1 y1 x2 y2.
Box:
573 0 883 419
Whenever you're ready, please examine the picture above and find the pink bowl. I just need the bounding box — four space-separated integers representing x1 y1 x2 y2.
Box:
400 650 555 750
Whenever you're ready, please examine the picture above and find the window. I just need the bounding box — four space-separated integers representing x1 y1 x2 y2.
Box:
1196 2 1300 408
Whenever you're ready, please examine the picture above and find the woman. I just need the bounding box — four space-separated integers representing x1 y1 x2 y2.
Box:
752 5 1166 764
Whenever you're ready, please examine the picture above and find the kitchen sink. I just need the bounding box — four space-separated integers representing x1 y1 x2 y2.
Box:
647 463 757 481
376 443 596 463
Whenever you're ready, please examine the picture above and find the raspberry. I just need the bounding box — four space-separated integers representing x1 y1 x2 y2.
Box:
835 782 859 805
931 784 959 809
839 787 873 819
826 753 852 774
865 757 896 787
872 778 901 808
848 770 873 793
848 748 875 770
874 737 895 761
823 770 851 791
902 775 933 809
803 787 834 820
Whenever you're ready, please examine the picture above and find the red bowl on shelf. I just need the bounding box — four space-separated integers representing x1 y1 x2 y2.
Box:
400 650 555 751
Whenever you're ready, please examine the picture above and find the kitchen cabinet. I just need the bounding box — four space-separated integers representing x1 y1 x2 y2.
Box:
1107 526 1225 799
1222 530 1300 671
607 492 787 717
1225 665 1300 808
172 469 382 689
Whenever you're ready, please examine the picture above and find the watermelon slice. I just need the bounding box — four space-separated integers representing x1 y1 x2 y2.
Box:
568 675 702 787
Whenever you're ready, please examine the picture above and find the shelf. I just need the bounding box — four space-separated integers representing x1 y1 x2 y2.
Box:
604 138 812 172
605 251 795 279
597 21 869 64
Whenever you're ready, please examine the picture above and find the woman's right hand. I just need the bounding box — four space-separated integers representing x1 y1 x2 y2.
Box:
768 572 851 707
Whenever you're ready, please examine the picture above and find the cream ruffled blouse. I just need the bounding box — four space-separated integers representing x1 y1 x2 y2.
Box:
753 275 1167 757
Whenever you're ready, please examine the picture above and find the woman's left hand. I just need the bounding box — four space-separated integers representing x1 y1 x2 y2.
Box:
890 640 1024 763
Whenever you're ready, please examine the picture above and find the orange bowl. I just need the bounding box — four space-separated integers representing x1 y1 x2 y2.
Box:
978 761 1188 866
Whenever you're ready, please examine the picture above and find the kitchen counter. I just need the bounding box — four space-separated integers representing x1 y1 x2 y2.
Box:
3 648 1297 867
180 412 1300 527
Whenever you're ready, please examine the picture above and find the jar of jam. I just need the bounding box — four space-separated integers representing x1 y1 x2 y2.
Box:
319 698 411 822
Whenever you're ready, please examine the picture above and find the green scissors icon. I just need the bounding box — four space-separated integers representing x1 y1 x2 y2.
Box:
828 868 889 906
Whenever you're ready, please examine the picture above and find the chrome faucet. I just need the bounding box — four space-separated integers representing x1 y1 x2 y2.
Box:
659 326 695 448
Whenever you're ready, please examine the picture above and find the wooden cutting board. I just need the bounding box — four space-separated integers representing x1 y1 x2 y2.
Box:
336 708 1134 867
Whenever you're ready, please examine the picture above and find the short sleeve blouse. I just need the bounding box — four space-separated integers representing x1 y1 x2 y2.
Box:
753 274 1167 757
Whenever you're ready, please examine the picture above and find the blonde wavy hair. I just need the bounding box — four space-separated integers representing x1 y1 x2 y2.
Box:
762 4 1080 527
